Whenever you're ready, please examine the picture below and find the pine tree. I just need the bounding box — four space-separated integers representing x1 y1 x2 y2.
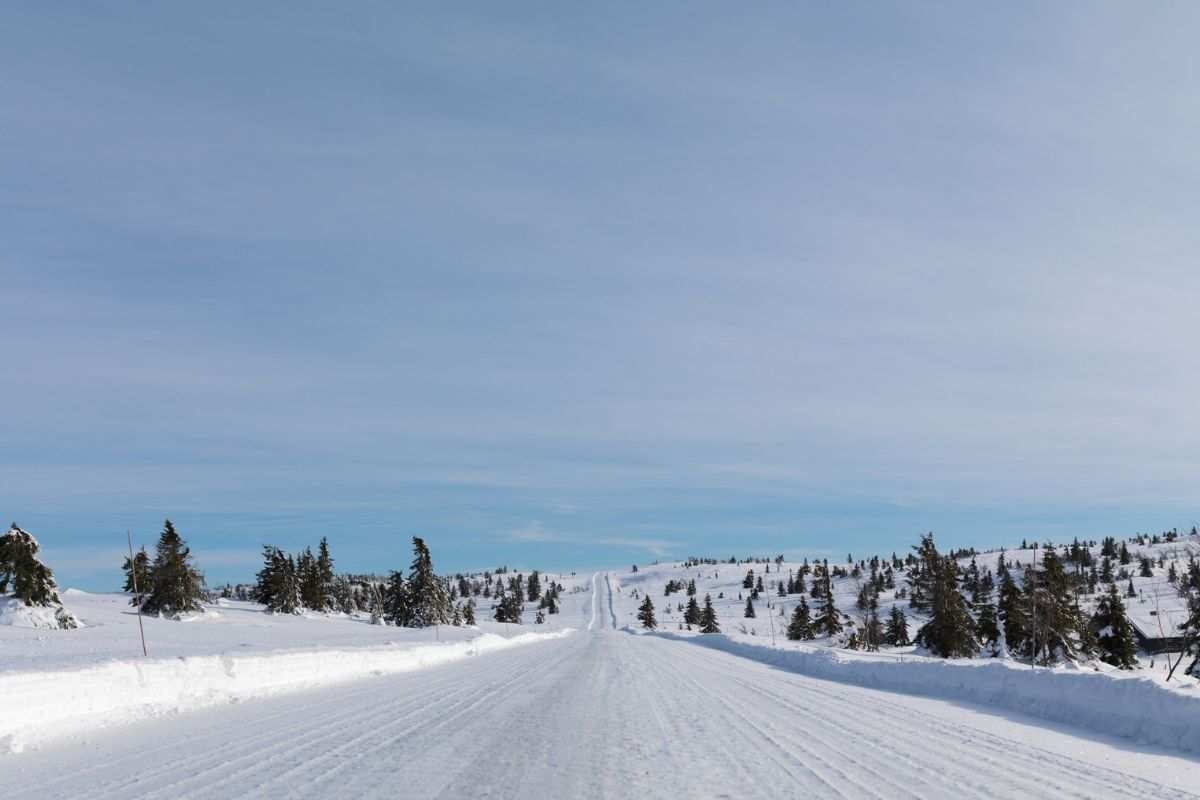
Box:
1024 548 1088 664
976 599 1000 656
907 533 939 614
813 568 843 637
315 537 335 611
383 570 408 625
0 524 78 627
915 553 977 658
298 547 322 610
699 594 720 633
638 595 657 629
998 568 1026 656
121 545 153 606
744 597 756 618
141 520 205 617
463 598 477 625
862 592 883 651
1091 583 1139 669
684 595 701 626
527 570 542 602
405 537 449 627
254 546 302 614
884 605 909 646
787 598 814 640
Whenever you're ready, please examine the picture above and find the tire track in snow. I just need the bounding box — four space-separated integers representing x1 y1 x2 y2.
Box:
11 621 1200 799
586 572 599 631
604 573 619 629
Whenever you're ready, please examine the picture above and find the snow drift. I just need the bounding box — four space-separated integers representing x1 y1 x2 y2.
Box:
0 597 82 630
0 628 573 753
651 631 1200 757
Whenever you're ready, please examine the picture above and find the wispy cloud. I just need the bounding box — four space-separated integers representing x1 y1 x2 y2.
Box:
508 522 675 557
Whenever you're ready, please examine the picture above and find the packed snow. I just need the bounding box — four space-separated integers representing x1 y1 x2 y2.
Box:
0 573 589 752
5 574 1200 800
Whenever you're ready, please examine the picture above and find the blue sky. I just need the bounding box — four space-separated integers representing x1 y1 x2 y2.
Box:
3 3 1200 590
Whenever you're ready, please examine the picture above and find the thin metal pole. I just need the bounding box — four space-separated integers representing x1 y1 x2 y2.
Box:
127 529 148 657
767 599 777 647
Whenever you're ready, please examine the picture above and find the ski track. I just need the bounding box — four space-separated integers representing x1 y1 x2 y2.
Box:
7 576 1200 800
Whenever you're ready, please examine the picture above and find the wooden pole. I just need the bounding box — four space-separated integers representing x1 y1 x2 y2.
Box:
127 529 148 657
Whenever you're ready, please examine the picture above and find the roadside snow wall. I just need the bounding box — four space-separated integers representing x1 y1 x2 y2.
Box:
654 632 1200 757
0 629 572 753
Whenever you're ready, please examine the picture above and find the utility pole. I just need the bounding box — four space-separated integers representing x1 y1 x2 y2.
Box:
127 529 148 657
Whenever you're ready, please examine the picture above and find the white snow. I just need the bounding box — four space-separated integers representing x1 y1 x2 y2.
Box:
0 573 592 752
0 597 82 630
5 574 1200 800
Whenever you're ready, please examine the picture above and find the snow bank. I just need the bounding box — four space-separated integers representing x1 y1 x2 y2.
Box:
0 597 80 630
0 628 573 753
651 632 1200 756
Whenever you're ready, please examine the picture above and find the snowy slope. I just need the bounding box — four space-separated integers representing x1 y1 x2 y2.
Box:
6 575 1200 800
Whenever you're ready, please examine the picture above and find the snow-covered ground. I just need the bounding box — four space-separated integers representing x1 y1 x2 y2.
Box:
6 575 1200 799
0 573 590 752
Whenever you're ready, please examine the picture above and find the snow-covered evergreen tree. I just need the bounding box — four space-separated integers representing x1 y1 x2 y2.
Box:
403 537 450 627
0 523 79 628
915 553 977 658
813 566 843 637
786 597 814 640
699 594 720 633
121 545 153 606
383 571 408 625
141 520 205 617
997 568 1026 655
316 537 335 611
1023 548 1089 665
1091 583 1138 669
884 605 909 646
638 595 657 629
254 546 302 614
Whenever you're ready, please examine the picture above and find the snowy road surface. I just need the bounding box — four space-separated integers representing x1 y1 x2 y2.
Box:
6 575 1200 799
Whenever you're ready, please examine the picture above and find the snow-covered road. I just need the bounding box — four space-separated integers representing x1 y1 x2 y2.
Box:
7 574 1199 799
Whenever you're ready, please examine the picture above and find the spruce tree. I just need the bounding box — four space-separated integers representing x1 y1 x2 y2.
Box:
976 598 1001 657
998 569 1026 655
405 537 449 627
637 595 657 629
907 533 939 614
813 568 843 637
915 553 977 658
684 595 701 626
298 547 322 610
254 546 302 614
141 520 206 617
1024 548 1088 664
383 570 409 625
744 597 756 618
1091 583 1139 669
121 545 153 606
884 605 909 646
463 598 477 625
699 594 720 633
787 598 814 640
0 524 78 627
527 570 542 602
316 537 335 611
